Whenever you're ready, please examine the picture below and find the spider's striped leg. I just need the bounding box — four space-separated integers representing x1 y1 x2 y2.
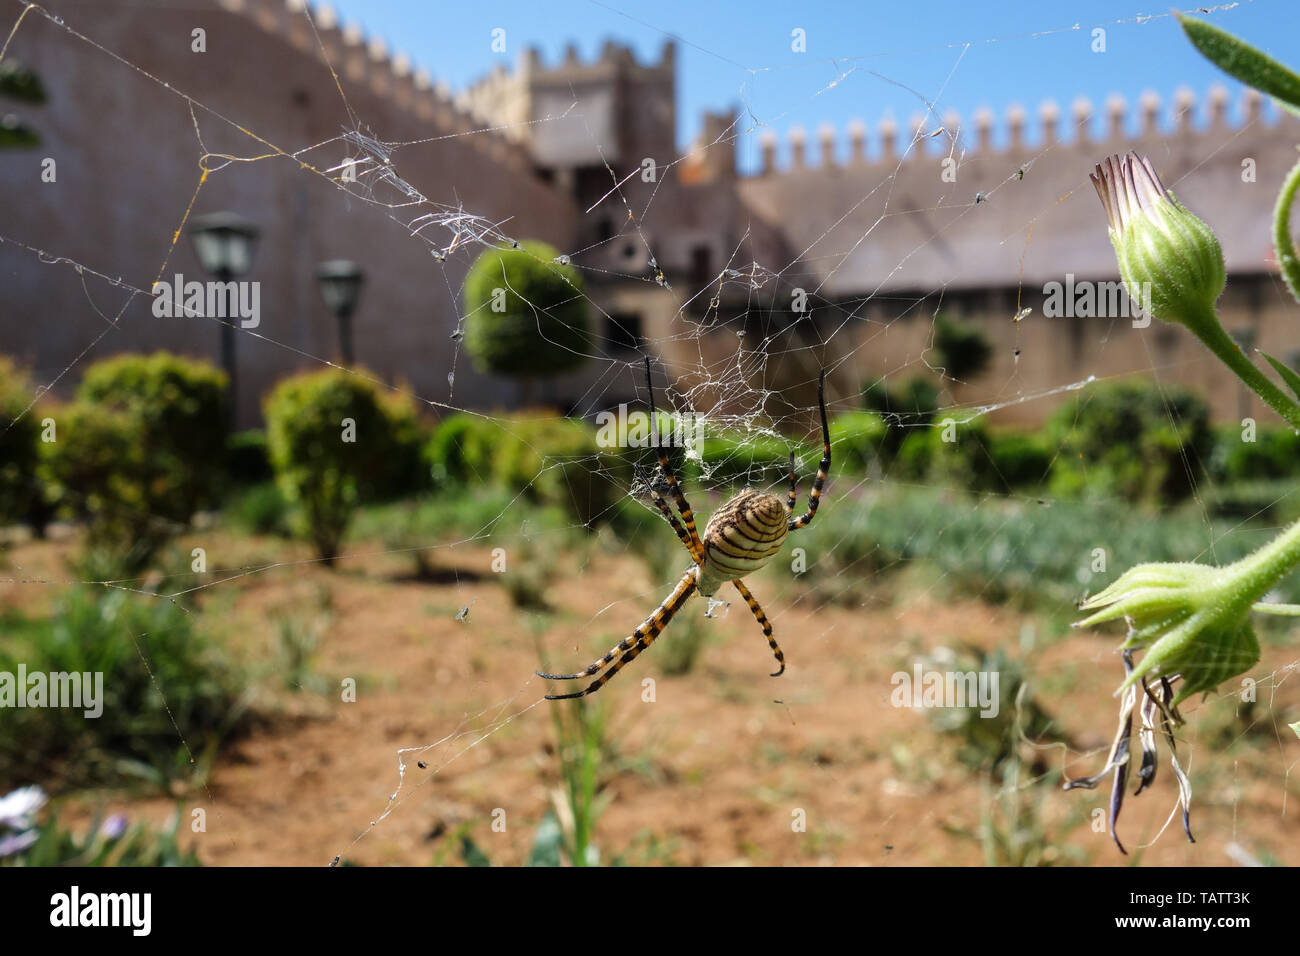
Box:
634 463 702 564
644 356 704 555
732 578 785 677
789 369 831 532
785 452 798 514
538 570 698 699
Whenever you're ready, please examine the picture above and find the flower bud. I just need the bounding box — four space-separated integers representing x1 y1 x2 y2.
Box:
1091 151 1226 332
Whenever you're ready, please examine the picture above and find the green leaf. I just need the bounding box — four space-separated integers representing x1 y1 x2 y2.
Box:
1179 15 1300 117
1261 351 1300 402
1291 720 1300 740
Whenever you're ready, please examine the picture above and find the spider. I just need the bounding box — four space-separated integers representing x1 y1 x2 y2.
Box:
538 358 831 700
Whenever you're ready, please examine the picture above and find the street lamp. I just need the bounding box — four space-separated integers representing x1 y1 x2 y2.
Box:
188 211 260 429
316 259 365 366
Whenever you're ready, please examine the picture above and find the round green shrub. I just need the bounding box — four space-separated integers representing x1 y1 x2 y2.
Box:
74 351 229 517
264 368 415 563
463 241 592 379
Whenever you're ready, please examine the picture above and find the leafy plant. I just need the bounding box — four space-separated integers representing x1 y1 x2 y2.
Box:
264 367 418 563
1 791 200 867
45 352 229 568
462 240 592 392
1047 379 1211 505
0 587 251 790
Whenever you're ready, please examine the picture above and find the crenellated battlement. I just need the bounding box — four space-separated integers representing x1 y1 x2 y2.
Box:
751 85 1289 176
217 0 535 174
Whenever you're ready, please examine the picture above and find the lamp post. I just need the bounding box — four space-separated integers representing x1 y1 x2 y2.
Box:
188 211 260 430
316 260 365 366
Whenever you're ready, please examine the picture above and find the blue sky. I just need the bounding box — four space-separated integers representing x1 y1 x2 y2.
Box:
324 1 1300 171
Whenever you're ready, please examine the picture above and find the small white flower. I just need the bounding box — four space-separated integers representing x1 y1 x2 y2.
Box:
0 785 47 830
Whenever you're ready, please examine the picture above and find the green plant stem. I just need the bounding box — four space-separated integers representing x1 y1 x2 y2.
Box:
1273 152 1300 306
1226 516 1300 609
1189 306 1300 431
1251 602 1300 616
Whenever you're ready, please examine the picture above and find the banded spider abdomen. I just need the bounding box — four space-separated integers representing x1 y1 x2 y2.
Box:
697 487 789 596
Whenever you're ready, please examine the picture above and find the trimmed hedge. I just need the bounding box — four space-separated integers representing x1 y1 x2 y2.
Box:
425 412 627 527
462 241 592 379
264 368 424 563
43 353 228 566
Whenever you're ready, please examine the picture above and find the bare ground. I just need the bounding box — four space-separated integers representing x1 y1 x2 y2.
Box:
4 528 1298 867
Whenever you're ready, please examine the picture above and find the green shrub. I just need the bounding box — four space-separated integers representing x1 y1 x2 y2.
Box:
987 430 1054 488
463 241 592 381
45 402 177 568
893 427 939 481
375 387 429 499
687 433 793 489
43 353 228 566
0 355 42 527
933 315 992 381
862 375 940 424
424 412 498 487
227 429 272 485
861 376 939 458
264 368 416 563
76 351 229 509
928 413 1001 492
224 481 292 537
0 587 249 789
425 413 627 527
1208 424 1300 483
830 410 888 473
1047 379 1211 505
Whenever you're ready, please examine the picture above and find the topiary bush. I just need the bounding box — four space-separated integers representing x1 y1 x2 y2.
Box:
463 241 592 388
76 352 229 507
1047 379 1212 505
264 368 418 563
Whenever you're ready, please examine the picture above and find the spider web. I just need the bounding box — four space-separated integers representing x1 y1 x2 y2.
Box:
1 0 1298 866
